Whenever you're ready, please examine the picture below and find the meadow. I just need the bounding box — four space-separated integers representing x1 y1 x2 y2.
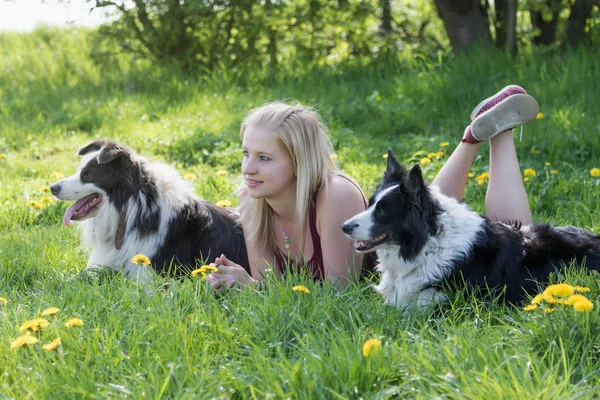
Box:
1 27 600 398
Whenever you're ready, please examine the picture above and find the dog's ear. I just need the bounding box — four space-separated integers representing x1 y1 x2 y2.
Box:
78 140 106 156
406 164 424 194
385 148 407 178
97 142 127 164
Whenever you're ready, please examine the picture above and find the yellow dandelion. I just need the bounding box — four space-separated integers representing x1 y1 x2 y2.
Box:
550 170 558 175
64 318 84 328
536 112 544 119
29 200 44 209
524 304 538 311
216 169 228 176
544 307 555 313
524 177 530 182
565 294 589 305
524 168 536 177
382 154 388 159
131 254 151 266
574 286 590 293
0 297 7 304
41 197 53 204
362 338 382 357
427 152 436 159
192 265 218 278
329 154 338 160
544 283 575 297
531 293 545 305
19 318 49 332
52 172 65 179
590 168 600 177
11 333 38 349
544 296 557 306
420 157 432 166
292 285 310 294
531 149 541 155
476 172 489 185
216 199 232 207
468 173 474 178
0 153 6 159
572 299 594 312
42 337 62 351
545 162 551 167
435 151 445 158
41 307 60 316
40 185 51 192
200 265 219 273
183 173 196 181
440 142 449 148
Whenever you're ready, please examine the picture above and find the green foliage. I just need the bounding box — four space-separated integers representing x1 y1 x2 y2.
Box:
86 0 448 74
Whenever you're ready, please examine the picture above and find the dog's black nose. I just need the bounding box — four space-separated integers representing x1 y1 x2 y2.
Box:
50 184 61 196
341 222 357 234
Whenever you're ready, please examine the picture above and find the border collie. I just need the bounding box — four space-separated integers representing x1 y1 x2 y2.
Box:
50 139 249 282
342 149 600 310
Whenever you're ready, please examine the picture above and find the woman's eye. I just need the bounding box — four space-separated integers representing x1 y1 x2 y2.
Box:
260 156 270 161
242 151 249 157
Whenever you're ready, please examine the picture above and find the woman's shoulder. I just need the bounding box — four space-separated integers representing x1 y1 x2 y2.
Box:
316 174 366 210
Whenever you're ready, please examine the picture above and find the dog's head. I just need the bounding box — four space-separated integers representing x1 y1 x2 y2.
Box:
50 140 136 226
341 148 440 260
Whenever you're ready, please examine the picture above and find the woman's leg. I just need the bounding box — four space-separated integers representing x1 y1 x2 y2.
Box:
432 132 481 202
434 86 537 223
486 130 532 224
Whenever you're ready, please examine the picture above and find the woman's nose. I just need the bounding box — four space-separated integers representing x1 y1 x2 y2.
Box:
242 158 257 174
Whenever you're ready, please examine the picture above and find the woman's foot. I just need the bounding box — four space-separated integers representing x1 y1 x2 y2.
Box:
462 86 539 144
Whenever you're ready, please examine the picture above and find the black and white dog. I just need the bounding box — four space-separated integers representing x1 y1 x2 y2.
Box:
51 139 249 281
342 149 600 310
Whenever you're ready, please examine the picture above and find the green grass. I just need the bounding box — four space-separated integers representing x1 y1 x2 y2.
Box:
1 27 600 398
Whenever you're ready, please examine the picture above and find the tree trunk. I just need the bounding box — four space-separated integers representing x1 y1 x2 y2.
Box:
495 0 508 47
505 0 517 54
530 0 560 45
433 0 493 52
494 0 517 54
565 0 595 47
265 0 278 72
380 0 392 36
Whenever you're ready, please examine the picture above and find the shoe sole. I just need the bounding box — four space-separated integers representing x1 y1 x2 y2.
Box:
470 84 526 120
471 94 539 141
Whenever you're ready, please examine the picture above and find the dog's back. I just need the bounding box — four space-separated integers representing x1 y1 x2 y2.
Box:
152 200 249 275
444 221 600 303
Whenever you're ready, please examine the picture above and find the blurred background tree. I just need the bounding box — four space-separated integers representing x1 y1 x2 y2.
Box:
71 0 599 75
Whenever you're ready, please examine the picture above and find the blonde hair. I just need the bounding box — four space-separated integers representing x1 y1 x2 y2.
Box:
238 102 337 253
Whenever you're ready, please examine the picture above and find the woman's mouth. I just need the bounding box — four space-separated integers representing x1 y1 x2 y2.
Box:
246 179 262 189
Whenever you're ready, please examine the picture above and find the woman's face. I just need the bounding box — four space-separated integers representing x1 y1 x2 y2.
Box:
241 126 296 200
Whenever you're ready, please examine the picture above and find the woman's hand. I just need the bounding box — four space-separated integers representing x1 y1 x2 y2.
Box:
206 254 257 295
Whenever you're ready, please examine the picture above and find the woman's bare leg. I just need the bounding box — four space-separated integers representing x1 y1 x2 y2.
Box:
486 130 532 224
432 130 481 202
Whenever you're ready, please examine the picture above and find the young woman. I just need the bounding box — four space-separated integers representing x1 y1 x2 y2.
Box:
207 102 369 292
208 85 539 293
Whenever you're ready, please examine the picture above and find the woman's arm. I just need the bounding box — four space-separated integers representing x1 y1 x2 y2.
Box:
317 175 366 288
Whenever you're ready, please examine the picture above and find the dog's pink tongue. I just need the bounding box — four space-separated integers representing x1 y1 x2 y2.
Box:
63 206 75 226
62 194 101 226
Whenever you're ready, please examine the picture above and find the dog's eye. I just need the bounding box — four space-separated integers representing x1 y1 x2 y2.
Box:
81 171 90 180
